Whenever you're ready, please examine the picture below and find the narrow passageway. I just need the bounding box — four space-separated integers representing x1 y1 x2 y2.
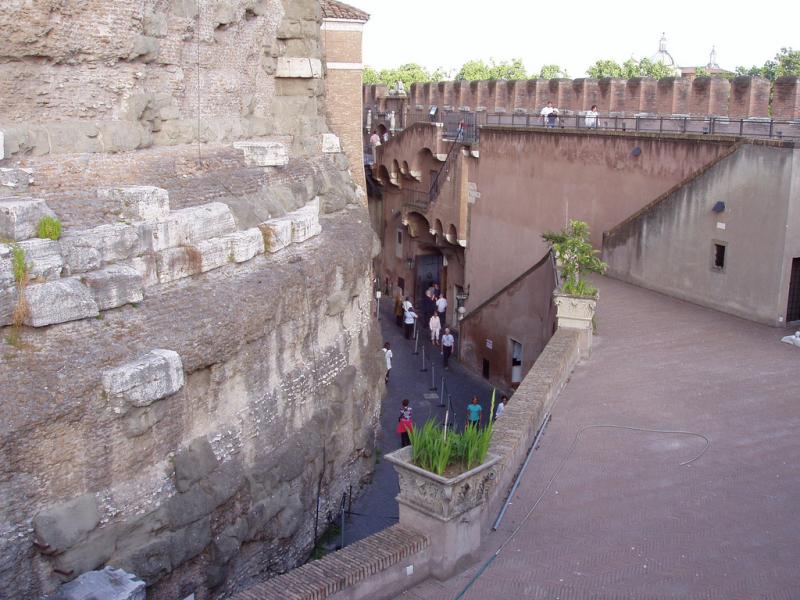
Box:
403 276 800 599
340 300 496 546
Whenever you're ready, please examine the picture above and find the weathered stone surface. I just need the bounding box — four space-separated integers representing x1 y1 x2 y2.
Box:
0 243 15 287
0 197 57 241
288 196 321 242
174 437 219 493
0 285 16 326
194 237 230 273
155 246 199 283
166 461 244 530
0 167 33 191
32 494 100 554
24 278 99 326
45 567 145 600
122 400 170 438
60 224 141 275
123 254 158 288
221 228 263 263
321 133 341 153
102 349 184 411
258 217 292 253
14 238 63 281
139 202 237 252
80 265 143 310
233 140 289 167
99 186 170 223
275 57 323 78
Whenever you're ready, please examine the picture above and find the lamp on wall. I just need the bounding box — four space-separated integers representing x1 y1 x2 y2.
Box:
455 285 470 320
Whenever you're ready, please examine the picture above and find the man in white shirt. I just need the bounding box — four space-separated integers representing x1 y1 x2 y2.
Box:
383 342 393 383
585 104 598 129
441 328 454 370
540 101 557 127
435 294 448 325
403 307 417 340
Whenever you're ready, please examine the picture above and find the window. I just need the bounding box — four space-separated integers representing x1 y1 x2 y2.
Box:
712 242 726 271
395 228 403 259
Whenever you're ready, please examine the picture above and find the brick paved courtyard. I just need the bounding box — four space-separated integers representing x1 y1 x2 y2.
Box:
403 277 800 600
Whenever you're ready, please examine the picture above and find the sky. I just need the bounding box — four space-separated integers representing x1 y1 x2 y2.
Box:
349 0 799 78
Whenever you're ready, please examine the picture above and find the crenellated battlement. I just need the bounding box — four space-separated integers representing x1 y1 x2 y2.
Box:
364 76 800 120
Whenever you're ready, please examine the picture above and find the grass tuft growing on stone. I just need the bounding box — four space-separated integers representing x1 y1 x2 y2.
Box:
10 244 30 331
37 215 62 240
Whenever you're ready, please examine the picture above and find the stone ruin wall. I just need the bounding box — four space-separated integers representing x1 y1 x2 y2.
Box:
0 1 383 599
364 75 800 120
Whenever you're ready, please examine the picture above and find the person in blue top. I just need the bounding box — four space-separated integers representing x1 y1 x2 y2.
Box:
466 396 482 428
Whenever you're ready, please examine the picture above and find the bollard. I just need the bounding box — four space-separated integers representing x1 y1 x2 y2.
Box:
430 364 437 391
413 326 420 355
438 376 446 406
421 346 427 372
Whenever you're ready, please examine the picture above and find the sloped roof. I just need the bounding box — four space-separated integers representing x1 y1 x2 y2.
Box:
321 0 369 21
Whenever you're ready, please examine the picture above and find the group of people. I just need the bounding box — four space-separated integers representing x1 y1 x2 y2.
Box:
396 393 509 447
540 101 599 129
393 285 455 369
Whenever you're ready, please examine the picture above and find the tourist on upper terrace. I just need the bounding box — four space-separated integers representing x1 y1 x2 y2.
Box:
369 129 381 149
586 105 599 128
541 101 558 127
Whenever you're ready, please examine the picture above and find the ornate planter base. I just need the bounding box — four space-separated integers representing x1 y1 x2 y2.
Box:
386 446 500 580
553 292 597 357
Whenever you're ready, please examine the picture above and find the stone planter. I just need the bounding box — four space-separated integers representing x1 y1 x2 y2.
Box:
553 291 597 356
385 446 500 579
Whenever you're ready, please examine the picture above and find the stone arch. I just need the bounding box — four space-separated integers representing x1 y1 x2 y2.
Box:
445 223 458 244
377 164 396 187
412 147 434 179
404 211 430 238
433 218 444 238
401 160 410 175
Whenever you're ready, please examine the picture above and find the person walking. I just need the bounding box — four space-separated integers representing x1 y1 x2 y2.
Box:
383 342 393 384
394 293 404 327
429 312 441 345
435 293 448 326
403 306 418 340
495 394 508 419
466 396 482 428
396 399 413 447
441 327 454 369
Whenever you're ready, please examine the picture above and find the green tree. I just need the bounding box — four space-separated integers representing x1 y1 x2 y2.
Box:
586 57 675 79
455 58 527 81
362 63 438 88
542 220 607 297
693 66 711 78
586 59 624 78
363 66 379 85
538 64 568 79
735 47 800 81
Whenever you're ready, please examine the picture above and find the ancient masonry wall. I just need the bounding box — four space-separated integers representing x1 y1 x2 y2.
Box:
364 76 800 120
0 1 383 599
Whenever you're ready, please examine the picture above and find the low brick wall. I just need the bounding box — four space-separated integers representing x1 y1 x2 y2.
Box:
231 328 582 600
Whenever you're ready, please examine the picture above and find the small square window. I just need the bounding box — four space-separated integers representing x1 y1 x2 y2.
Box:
713 242 726 271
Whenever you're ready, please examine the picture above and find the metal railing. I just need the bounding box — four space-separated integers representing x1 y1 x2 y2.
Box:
397 108 800 142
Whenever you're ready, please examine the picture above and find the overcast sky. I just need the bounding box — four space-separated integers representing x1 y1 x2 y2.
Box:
350 0 799 77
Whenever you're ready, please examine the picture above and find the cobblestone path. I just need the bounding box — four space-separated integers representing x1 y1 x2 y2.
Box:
403 277 800 600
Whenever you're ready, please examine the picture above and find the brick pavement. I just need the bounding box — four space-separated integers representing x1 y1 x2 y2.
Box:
401 276 800 599
341 302 497 547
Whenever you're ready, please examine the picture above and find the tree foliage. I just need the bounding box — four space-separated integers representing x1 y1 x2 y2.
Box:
363 63 445 88
455 58 528 81
537 64 568 79
586 57 676 79
735 47 800 81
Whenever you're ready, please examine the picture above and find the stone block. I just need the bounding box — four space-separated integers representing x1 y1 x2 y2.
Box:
275 57 323 78
45 567 145 600
61 224 141 275
139 202 237 252
221 228 263 263
232 140 289 167
99 186 170 222
0 286 16 326
80 265 143 310
124 254 158 288
0 167 33 191
24 278 99 327
321 133 341 153
258 217 292 253
194 237 230 273
155 247 198 283
0 197 57 241
16 238 63 281
33 494 100 554
288 197 321 242
102 349 184 411
174 437 219 493
0 244 15 287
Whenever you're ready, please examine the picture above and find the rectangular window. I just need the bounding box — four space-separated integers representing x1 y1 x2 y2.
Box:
713 242 726 271
395 229 403 259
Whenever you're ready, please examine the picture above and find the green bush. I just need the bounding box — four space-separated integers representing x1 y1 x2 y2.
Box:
542 220 607 297
407 392 496 476
11 245 27 284
37 215 62 240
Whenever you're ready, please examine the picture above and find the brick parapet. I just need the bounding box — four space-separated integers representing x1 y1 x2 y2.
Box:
365 76 780 119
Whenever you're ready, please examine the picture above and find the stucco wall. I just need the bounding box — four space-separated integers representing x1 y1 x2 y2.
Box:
603 142 799 325
466 128 734 310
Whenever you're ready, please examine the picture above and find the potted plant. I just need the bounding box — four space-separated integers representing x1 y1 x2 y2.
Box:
542 220 607 353
384 393 500 578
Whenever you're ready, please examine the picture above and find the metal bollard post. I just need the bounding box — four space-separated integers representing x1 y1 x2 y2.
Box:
413 326 419 355
421 346 427 372
438 376 446 406
430 364 437 391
